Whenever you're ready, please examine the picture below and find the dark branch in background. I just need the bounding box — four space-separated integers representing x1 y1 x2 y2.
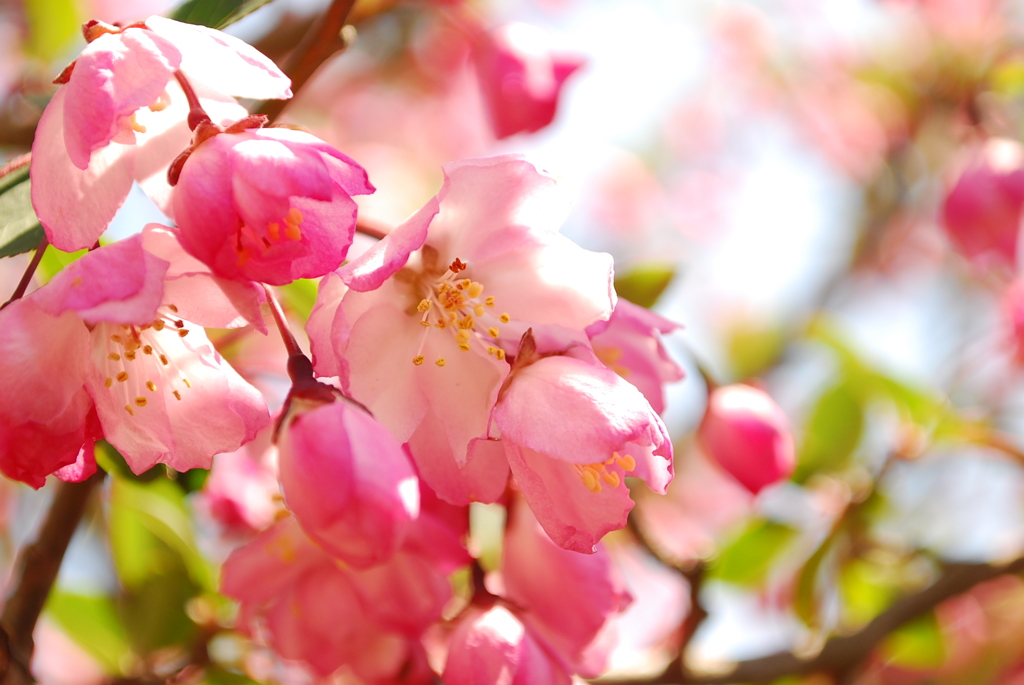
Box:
253 0 359 123
598 553 1024 685
1 236 47 310
0 471 105 685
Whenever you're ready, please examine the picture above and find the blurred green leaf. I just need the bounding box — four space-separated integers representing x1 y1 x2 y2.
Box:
24 0 80 61
46 592 131 674
204 668 264 685
795 381 865 482
614 264 675 309
0 165 45 260
725 321 785 380
170 0 273 29
839 558 898 627
991 59 1024 96
711 520 799 586
280 278 319 322
793 531 840 628
38 246 88 282
880 613 945 669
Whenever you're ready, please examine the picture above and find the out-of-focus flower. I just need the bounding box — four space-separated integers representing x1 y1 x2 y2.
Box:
942 138 1024 271
698 384 795 495
31 17 291 252
277 394 420 568
171 127 374 285
473 23 584 139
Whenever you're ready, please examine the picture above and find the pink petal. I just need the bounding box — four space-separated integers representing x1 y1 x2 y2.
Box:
54 441 98 483
307 271 350 379
406 414 510 506
0 388 94 489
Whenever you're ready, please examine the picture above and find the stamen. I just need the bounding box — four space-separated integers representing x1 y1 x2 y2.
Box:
413 355 425 366
143 345 153 355
129 113 146 133
108 353 121 361
104 378 113 388
178 329 189 337
173 390 182 401
485 297 495 307
134 397 147 407
602 472 621 488
488 327 499 338
268 222 280 241
116 372 129 383
124 405 134 416
182 378 192 388
499 313 511 323
124 350 136 360
615 453 636 471
159 354 169 366
435 358 446 367
146 381 157 392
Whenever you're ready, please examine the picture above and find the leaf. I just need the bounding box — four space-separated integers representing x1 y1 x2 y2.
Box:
24 0 81 61
880 613 945 669
0 165 45 260
280 278 319 322
839 557 897 627
725 321 785 380
795 381 865 482
170 0 273 29
793 531 841 628
614 264 675 309
38 246 89 282
46 592 131 674
711 520 799 587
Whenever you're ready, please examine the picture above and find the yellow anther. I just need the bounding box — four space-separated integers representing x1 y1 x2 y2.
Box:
116 372 129 382
420 320 432 327
495 349 506 360
499 313 511 324
134 397 147 407
168 304 178 313
159 354 169 366
458 316 474 329
487 346 497 355
459 342 471 352
435 358 446 367
104 378 113 388
413 355 425 366
488 327 500 338
456 329 472 342
581 468 602 493
617 454 636 471
153 320 165 331
178 329 189 337
602 472 621 488
417 299 431 313
129 112 146 133
124 350 136 360
142 345 153 355
172 390 181 401
285 221 302 241
268 222 281 241
183 378 192 388
458 279 471 290
111 334 122 343
236 247 250 267
146 381 157 392
108 353 121 361
468 282 484 298
485 297 495 307
124 405 134 416
148 92 169 112
474 304 485 317
287 207 304 225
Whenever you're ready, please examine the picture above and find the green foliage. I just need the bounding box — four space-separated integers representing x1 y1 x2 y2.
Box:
280 278 320 321
839 557 899 627
0 165 44 260
795 380 865 482
45 592 131 674
880 613 946 669
24 0 81 61
613 263 675 309
793 530 841 628
725 320 785 380
711 520 799 587
170 0 274 29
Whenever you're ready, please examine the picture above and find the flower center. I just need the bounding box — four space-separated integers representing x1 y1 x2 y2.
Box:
405 256 511 368
574 452 636 494
235 207 305 267
100 304 195 417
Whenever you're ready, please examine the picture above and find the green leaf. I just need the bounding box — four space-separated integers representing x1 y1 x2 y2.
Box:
793 531 840 628
839 558 897 626
46 592 131 674
0 165 45 260
280 278 319 322
880 613 945 669
725 321 785 380
170 0 273 29
614 264 675 309
24 0 81 61
795 381 865 482
711 520 799 586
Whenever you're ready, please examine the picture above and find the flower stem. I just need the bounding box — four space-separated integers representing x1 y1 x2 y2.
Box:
1 237 48 311
263 285 304 360
173 71 212 131
0 154 30 182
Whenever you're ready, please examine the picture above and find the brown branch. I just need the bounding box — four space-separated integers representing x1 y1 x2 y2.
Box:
598 554 1024 685
0 154 30 181
0 470 105 685
253 0 358 123
1 237 47 311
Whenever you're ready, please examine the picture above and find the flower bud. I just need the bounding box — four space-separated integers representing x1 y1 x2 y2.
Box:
698 384 794 494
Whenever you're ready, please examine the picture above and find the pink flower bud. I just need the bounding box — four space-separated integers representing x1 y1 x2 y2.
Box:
473 23 584 139
942 138 1024 269
698 384 794 494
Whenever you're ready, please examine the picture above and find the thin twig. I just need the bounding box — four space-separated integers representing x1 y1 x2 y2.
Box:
1 237 48 310
0 154 30 181
597 554 1024 685
1 470 105 685
254 0 359 123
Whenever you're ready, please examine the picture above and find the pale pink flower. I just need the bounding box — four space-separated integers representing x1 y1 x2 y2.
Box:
277 394 419 568
699 384 795 494
310 155 614 504
587 299 684 415
473 23 584 139
942 138 1024 270
170 127 374 285
494 350 673 553
31 17 291 252
198 425 281 534
28 232 270 474
222 516 456 679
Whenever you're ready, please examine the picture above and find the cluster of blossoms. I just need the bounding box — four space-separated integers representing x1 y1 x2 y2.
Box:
0 15 689 683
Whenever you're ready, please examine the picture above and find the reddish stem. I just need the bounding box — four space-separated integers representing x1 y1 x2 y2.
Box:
0 154 30 181
1 237 48 310
173 71 212 130
263 285 304 360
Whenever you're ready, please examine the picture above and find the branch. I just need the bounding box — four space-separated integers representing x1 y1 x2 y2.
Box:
253 0 358 123
0 471 105 685
599 554 1024 685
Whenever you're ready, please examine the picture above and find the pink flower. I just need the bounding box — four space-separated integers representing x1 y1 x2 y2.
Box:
277 394 420 568
31 17 291 252
222 517 455 679
493 349 673 553
586 299 684 415
698 384 795 494
473 23 584 139
21 232 270 475
198 425 281 534
170 126 374 285
310 155 614 504
942 138 1024 270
